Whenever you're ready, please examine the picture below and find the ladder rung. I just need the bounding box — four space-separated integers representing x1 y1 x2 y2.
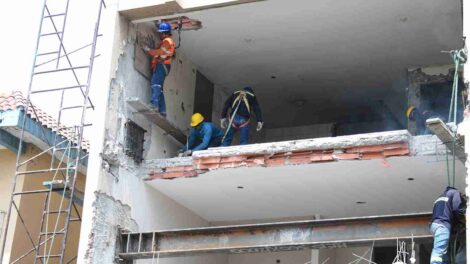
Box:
37 51 59 56
62 105 93 110
54 147 80 151
31 85 88 94
34 65 89 75
40 231 65 236
44 210 69 215
14 189 51 195
36 255 61 258
40 32 63 37
16 167 74 175
70 218 81 222
44 13 66 18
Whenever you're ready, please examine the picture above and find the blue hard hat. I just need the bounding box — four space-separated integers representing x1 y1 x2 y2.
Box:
158 22 172 33
243 86 254 93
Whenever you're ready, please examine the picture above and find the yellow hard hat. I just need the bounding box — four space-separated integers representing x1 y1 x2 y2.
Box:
190 113 204 127
406 106 416 120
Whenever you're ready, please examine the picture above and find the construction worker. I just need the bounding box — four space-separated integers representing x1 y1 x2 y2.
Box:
220 86 263 146
143 22 175 117
430 186 466 264
179 113 224 156
406 106 442 135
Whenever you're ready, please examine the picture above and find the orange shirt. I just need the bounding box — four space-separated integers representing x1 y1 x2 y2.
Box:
148 37 175 70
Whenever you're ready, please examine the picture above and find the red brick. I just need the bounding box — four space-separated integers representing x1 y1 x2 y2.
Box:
165 165 194 172
361 152 385 160
335 153 361 160
383 148 409 157
266 157 287 167
310 154 335 162
194 156 222 165
220 156 248 163
347 145 385 153
196 163 221 170
382 142 408 149
147 170 198 180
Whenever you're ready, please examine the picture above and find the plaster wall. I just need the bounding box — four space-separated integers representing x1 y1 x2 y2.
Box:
123 22 197 158
0 150 15 219
80 13 227 263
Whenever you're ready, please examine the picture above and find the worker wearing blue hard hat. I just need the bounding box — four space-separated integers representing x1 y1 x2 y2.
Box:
143 22 175 117
220 86 263 146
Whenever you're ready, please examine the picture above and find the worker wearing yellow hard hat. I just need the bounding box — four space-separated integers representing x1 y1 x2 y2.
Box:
406 106 416 121
406 106 441 135
179 113 224 156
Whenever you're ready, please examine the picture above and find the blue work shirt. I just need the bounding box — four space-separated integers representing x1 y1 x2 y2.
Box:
431 186 466 231
183 122 224 152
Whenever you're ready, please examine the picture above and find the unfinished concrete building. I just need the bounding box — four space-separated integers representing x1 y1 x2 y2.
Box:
1 0 470 263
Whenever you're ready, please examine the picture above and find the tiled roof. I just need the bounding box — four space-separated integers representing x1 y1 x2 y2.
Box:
0 91 90 151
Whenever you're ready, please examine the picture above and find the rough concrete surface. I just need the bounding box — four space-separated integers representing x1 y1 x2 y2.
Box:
193 130 410 158
84 191 138 264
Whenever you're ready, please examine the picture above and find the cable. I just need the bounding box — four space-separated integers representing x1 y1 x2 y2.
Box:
444 48 467 188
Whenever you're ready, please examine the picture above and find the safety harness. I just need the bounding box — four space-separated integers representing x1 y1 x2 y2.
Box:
230 90 254 129
221 90 254 142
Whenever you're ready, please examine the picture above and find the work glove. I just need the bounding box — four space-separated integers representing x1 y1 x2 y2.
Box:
143 46 150 52
256 122 264 131
220 118 228 129
176 149 184 157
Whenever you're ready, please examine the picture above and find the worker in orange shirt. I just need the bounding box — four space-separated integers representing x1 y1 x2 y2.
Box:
143 22 176 117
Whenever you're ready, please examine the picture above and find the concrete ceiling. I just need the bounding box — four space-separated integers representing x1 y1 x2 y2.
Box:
174 0 462 127
147 155 465 222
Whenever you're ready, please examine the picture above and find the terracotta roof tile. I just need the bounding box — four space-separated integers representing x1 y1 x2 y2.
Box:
0 91 90 151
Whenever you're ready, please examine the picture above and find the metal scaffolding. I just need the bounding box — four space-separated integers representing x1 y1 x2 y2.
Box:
0 0 105 263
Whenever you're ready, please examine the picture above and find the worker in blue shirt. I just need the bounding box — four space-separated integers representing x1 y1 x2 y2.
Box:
180 113 224 156
430 186 466 264
220 86 263 146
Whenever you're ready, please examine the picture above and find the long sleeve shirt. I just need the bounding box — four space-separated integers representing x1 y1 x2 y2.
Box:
183 122 224 152
147 37 175 70
431 186 466 231
221 91 263 122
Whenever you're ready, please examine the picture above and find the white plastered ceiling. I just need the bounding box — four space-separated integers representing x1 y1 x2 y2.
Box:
171 0 462 127
147 155 465 222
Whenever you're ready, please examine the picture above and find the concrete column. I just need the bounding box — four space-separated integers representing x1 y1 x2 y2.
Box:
462 0 470 262
76 1 119 263
310 249 319 264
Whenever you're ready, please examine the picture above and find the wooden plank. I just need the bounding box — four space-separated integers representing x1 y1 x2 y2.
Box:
126 98 187 144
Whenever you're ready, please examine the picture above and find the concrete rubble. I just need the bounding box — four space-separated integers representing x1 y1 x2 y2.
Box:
83 191 138 264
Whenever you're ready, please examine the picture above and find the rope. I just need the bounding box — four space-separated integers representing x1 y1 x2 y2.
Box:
444 48 466 188
221 96 243 143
